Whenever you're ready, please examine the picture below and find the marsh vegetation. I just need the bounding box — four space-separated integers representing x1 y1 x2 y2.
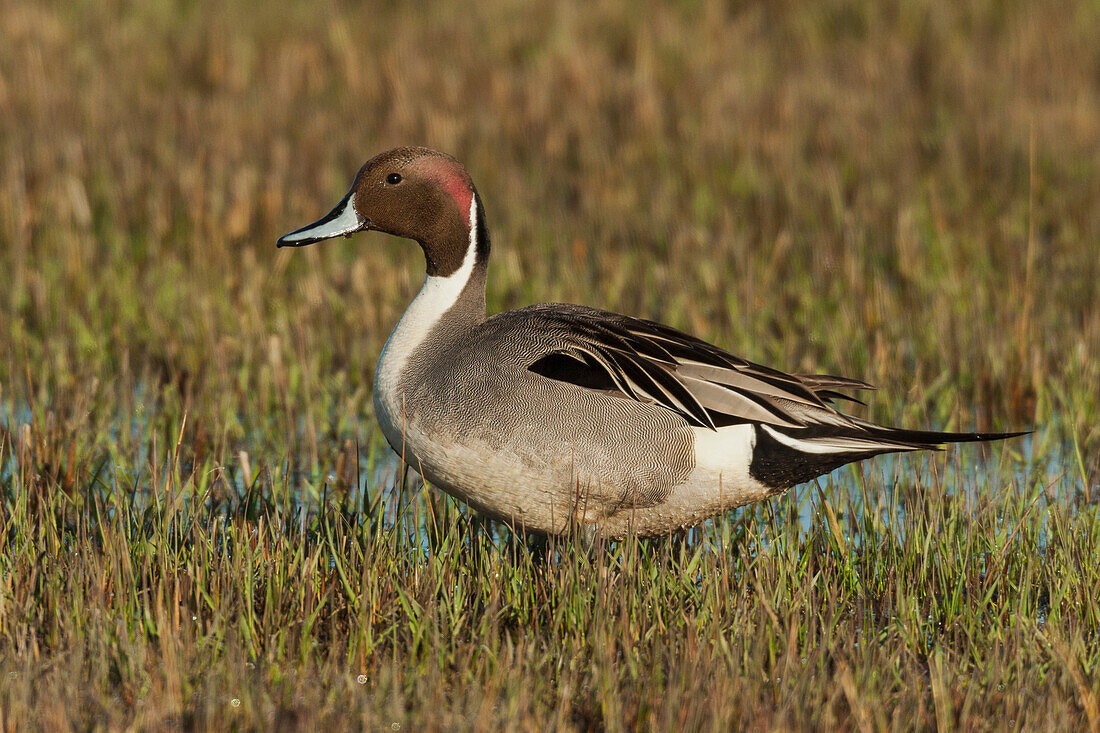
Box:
1 0 1098 729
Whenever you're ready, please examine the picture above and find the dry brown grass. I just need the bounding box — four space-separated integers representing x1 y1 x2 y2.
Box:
1 0 1099 729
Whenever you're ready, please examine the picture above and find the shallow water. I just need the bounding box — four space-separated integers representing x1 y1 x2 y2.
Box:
2 391 1092 546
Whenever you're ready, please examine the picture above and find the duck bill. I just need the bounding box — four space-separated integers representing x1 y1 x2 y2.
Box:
277 190 366 247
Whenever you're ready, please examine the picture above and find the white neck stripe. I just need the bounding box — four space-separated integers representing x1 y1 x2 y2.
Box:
373 196 481 396
455 193 479 284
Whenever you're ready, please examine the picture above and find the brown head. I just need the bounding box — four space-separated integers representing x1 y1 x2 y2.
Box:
277 147 488 277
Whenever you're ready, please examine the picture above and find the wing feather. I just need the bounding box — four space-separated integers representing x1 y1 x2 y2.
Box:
516 304 867 432
600 347 715 428
674 361 824 406
675 374 806 427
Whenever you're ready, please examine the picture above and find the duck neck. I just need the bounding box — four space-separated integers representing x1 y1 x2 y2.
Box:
376 194 490 386
414 191 490 334
417 251 488 336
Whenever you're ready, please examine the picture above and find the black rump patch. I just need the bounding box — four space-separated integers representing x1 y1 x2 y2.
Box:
748 425 871 492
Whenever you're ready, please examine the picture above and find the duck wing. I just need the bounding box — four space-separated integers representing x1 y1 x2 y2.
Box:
515 304 869 431
508 303 1024 472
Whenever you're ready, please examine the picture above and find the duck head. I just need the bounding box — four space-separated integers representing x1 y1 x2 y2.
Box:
277 147 487 277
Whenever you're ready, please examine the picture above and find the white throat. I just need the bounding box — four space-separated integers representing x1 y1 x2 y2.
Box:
374 196 481 404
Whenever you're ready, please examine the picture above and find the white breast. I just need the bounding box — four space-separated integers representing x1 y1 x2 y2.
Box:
373 197 480 455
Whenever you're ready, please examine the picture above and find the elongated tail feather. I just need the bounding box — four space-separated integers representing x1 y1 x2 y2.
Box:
749 422 1028 491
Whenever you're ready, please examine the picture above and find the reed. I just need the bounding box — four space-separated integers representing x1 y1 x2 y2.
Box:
1 0 1098 728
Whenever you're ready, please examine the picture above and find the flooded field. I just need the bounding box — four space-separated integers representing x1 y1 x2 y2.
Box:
2 0 1099 728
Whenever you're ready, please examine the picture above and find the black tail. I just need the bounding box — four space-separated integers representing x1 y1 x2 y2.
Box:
845 418 1030 451
748 421 1029 492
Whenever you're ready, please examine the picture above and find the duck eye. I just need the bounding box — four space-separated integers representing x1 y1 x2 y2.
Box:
386 173 402 185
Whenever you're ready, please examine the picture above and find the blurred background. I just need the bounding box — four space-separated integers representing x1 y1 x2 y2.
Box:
2 0 1098 468
3 1 1100 727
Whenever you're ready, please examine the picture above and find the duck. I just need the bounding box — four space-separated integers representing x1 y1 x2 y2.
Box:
277 147 1023 538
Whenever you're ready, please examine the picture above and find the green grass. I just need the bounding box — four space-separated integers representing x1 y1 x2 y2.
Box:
2 0 1099 729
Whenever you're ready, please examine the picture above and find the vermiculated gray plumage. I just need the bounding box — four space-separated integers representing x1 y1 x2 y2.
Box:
279 147 1026 537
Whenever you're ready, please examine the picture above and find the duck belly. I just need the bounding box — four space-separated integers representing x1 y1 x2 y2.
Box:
374 386 770 536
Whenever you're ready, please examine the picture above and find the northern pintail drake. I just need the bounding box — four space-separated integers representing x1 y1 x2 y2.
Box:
278 147 1023 538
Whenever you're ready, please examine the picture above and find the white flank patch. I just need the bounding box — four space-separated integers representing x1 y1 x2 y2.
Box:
648 424 770 525
374 196 480 416
760 424 918 454
279 192 362 244
691 424 757 480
